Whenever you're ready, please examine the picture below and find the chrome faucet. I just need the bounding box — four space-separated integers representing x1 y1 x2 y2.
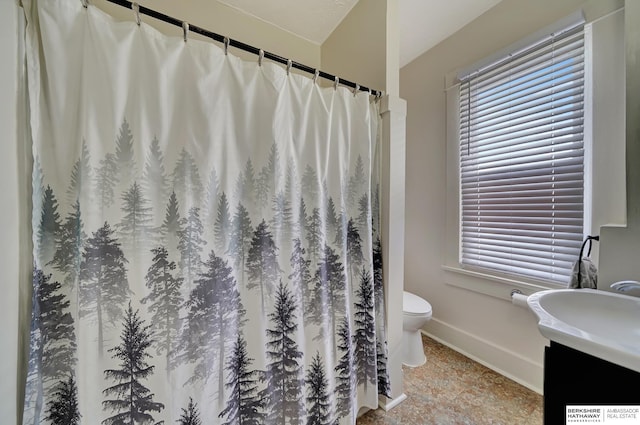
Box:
610 280 640 292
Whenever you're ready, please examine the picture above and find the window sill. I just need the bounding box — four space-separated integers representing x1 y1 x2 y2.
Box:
442 265 564 301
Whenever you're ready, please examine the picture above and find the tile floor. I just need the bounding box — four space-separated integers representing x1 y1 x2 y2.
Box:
357 335 543 425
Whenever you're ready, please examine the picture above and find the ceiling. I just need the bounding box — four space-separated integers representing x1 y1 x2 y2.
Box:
218 0 502 67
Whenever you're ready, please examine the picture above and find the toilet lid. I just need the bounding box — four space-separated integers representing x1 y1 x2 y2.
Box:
403 291 432 315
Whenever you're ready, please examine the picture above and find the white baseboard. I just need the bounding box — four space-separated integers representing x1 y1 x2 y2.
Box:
421 319 544 394
378 393 408 411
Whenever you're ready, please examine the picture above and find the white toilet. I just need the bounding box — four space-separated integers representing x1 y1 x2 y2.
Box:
402 291 432 367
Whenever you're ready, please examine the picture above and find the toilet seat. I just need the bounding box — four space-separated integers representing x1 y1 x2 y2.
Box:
403 291 432 316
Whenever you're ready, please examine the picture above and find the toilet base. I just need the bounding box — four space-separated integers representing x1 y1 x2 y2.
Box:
402 329 427 367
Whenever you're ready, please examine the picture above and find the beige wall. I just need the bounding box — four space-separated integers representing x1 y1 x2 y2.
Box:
598 0 640 294
588 8 626 267
401 0 624 392
321 0 389 94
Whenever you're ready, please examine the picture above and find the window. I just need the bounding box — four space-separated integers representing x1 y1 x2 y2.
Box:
458 24 585 284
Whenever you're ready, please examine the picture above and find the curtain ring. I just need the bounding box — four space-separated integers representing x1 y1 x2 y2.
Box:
223 37 229 55
334 76 339 90
132 2 141 26
286 59 292 76
81 0 88 8
182 22 189 43
258 49 264 66
313 69 319 84
353 83 360 97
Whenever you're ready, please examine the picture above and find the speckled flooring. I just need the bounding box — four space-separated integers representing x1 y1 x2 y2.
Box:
357 335 543 425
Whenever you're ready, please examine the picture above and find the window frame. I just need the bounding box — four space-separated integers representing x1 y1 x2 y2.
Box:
457 24 587 286
440 14 600 296
442 8 626 301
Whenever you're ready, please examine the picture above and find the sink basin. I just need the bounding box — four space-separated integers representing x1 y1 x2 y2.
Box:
528 288 640 373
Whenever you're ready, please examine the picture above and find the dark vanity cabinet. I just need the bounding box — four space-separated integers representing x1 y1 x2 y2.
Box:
544 341 640 424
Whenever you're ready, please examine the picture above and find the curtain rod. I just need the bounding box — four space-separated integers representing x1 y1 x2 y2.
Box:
98 0 383 97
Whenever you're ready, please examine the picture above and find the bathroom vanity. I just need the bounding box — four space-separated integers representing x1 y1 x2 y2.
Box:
540 3 640 421
527 289 640 424
544 341 640 421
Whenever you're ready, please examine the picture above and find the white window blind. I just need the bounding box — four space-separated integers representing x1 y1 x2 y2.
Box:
459 25 585 284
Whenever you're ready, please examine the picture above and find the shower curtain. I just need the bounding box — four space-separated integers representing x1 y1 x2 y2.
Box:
22 0 389 424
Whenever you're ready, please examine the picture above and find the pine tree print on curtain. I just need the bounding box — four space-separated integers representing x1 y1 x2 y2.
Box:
23 0 389 422
261 281 306 424
176 249 245 393
228 203 253 285
141 246 183 375
102 304 164 424
79 222 130 358
141 137 170 216
44 375 81 425
334 317 356 421
219 335 264 425
159 191 182 256
37 185 61 265
213 192 232 253
353 268 378 393
50 201 85 290
118 181 153 254
309 244 347 354
114 119 136 196
246 220 280 314
179 398 203 425
305 352 334 425
66 141 92 206
95 153 119 211
24 268 77 425
177 206 206 288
